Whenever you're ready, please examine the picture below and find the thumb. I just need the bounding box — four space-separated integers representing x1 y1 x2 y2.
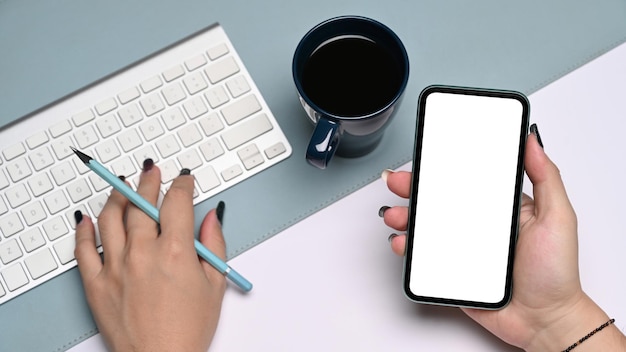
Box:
198 202 227 277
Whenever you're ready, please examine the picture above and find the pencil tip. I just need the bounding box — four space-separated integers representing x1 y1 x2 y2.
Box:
71 147 93 164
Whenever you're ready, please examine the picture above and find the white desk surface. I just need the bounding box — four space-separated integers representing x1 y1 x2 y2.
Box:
70 43 626 352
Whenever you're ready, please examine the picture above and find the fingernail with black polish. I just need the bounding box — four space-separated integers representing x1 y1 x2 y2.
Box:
216 201 225 225
388 233 398 243
378 206 391 218
118 175 126 181
179 168 191 176
530 123 544 149
74 210 83 224
143 158 154 172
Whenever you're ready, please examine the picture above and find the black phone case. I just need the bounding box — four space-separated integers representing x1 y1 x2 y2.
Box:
402 85 530 309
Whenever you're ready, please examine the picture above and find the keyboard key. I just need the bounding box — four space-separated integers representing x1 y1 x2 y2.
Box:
162 82 187 105
95 138 121 163
88 193 108 217
66 178 92 203
118 103 144 127
96 114 122 138
196 166 220 192
226 75 251 98
28 147 55 171
2 142 26 161
221 113 273 150
205 86 230 108
25 248 58 279
88 173 111 192
198 138 224 162
139 93 165 117
72 157 91 174
241 153 264 171
50 162 76 186
21 201 47 226
185 54 208 71
0 282 5 297
74 125 100 149
221 164 243 182
237 143 260 161
159 159 180 184
117 129 143 152
237 144 264 170
6 158 32 182
221 94 262 125
0 213 24 238
182 71 208 94
118 86 141 104
53 235 76 264
49 119 73 138
6 184 31 208
207 43 229 60
44 190 70 215
139 118 165 141
140 75 163 93
111 156 137 177
132 145 160 166
50 161 76 186
50 136 74 160
265 142 287 159
95 98 118 116
177 149 203 170
198 112 224 136
43 216 69 241
1 263 29 291
162 107 187 130
0 239 23 264
72 109 96 127
156 134 181 159
26 131 49 149
57 159 81 181
163 65 185 82
182 95 208 119
205 57 239 83
177 124 202 147
28 172 54 197
20 228 46 253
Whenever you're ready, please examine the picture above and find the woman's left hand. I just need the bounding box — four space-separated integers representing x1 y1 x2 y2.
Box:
74 162 227 352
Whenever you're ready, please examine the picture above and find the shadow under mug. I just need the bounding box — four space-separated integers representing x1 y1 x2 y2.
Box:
292 15 409 169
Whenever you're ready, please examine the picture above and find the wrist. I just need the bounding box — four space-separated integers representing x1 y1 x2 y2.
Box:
525 294 624 352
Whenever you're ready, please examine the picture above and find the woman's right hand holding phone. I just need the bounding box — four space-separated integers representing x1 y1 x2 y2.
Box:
381 131 626 351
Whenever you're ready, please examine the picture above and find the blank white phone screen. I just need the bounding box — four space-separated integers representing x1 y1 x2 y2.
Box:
409 92 524 304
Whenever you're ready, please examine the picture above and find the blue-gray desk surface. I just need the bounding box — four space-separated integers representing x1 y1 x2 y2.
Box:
1 0 625 350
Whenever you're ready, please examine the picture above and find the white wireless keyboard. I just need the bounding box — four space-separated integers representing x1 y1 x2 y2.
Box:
0 24 292 305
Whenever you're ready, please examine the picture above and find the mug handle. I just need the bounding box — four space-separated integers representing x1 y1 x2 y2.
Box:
306 118 341 169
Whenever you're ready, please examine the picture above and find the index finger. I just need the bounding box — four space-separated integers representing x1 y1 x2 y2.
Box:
524 133 575 220
383 170 412 199
159 169 195 243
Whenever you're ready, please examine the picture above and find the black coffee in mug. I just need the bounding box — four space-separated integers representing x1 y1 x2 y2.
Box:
293 16 409 169
301 36 404 117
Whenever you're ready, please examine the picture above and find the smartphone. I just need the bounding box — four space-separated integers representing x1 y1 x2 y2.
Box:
403 85 530 309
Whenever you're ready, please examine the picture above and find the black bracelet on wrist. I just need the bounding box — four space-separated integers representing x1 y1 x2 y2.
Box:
562 318 615 352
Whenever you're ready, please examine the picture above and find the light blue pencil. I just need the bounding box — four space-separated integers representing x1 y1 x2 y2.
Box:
71 147 252 292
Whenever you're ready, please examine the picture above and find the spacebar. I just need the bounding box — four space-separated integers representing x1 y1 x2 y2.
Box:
221 113 273 150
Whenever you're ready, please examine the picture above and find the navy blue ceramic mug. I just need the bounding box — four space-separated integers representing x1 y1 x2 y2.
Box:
293 16 409 169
